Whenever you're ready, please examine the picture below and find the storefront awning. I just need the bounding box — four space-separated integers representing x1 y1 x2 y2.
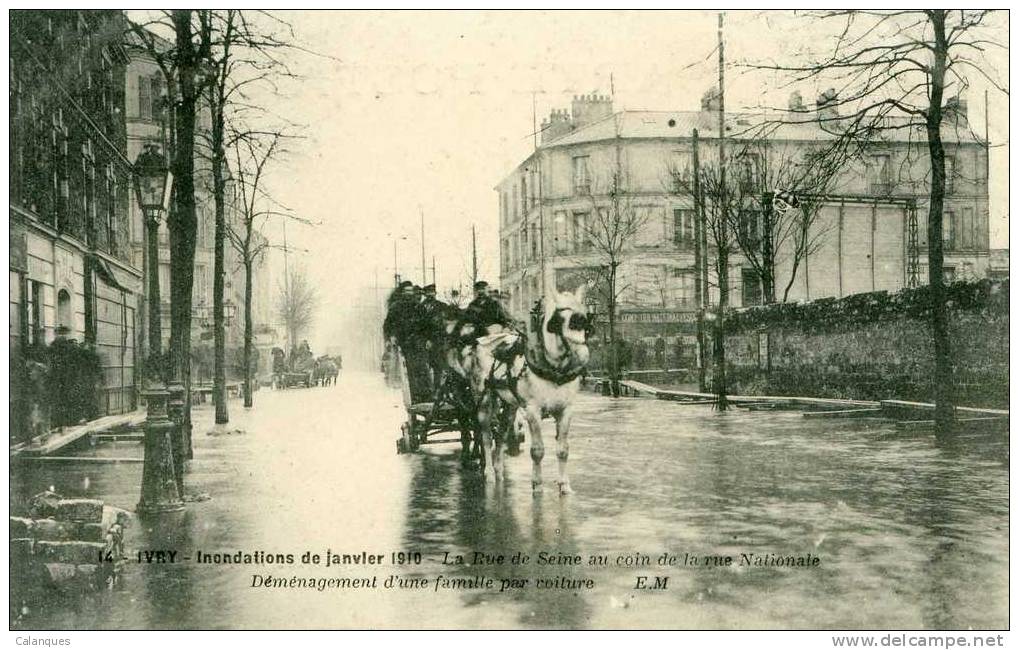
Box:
90 254 142 294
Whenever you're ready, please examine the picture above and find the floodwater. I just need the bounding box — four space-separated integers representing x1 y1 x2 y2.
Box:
10 371 1008 630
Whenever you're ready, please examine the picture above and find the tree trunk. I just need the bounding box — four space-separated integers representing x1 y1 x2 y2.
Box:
713 249 729 411
243 257 254 408
761 197 776 304
212 105 228 425
608 263 620 398
926 10 954 436
169 9 201 463
692 129 708 392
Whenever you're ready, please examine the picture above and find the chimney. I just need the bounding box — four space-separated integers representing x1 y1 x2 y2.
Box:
945 95 968 124
701 86 721 112
788 90 807 113
816 88 839 131
571 92 613 129
541 108 574 144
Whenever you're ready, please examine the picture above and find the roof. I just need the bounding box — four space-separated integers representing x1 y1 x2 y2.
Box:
541 109 983 149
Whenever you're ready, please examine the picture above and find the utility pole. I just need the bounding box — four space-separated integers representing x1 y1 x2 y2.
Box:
471 224 478 287
692 128 707 393
392 238 399 286
985 88 991 222
714 11 729 410
534 93 547 297
282 219 291 353
431 256 436 286
419 206 426 285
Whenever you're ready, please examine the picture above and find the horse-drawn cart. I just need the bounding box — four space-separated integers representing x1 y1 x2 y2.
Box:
393 345 522 466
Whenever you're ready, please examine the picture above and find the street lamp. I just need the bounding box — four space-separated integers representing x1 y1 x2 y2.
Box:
133 143 182 515
133 143 173 359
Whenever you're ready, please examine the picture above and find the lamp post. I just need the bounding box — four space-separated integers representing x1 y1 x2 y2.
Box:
133 144 182 515
133 144 172 358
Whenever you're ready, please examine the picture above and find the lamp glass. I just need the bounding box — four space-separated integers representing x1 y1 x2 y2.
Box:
134 146 168 211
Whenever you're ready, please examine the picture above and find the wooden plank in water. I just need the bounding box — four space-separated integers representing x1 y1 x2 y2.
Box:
895 417 1009 432
882 399 1009 418
803 408 885 419
17 411 147 457
23 456 144 463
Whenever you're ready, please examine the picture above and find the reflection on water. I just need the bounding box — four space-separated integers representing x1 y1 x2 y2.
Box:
10 374 1009 629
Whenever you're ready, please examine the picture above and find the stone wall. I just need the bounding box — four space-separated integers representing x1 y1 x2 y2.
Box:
10 491 127 603
722 279 1008 408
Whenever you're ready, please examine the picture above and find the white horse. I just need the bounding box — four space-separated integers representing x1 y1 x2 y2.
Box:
463 286 591 495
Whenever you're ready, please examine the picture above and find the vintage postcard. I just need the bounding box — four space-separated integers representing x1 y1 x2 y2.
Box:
8 8 1009 635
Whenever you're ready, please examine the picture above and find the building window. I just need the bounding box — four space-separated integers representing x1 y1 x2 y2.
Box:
869 153 892 193
26 280 44 346
741 267 762 306
571 212 590 252
501 238 509 270
572 155 590 195
195 265 208 305
670 150 692 191
944 156 955 194
673 208 695 248
554 212 567 254
738 209 762 252
105 164 117 254
137 73 164 121
960 206 975 250
943 210 955 250
520 175 527 215
512 185 519 220
530 223 539 259
56 289 73 337
51 108 69 230
82 139 96 244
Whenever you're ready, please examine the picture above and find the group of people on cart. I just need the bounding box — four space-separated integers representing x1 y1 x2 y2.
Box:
382 279 513 403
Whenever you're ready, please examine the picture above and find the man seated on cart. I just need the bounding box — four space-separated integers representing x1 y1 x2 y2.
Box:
462 281 513 339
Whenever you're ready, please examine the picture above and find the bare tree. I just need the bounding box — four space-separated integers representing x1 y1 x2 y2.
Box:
689 137 849 304
200 10 297 424
277 268 319 356
572 170 652 397
754 9 1008 433
228 130 294 407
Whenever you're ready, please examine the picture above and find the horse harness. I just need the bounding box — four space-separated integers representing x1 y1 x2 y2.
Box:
484 306 590 404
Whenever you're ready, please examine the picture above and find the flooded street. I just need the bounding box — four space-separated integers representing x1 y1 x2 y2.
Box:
11 371 1008 630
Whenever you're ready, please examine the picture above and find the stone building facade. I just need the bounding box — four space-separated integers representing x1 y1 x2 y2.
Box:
125 33 272 386
10 10 142 437
496 92 990 369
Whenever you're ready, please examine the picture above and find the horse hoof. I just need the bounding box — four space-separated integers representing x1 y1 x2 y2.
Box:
558 482 573 496
531 481 542 493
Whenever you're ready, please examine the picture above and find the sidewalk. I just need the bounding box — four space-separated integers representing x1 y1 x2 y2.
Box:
11 409 147 459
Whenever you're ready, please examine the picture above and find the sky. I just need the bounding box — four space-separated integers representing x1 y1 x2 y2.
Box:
227 10 1009 351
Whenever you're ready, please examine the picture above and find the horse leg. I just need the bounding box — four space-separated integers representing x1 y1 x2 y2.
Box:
555 408 574 495
524 405 544 493
491 397 508 482
478 394 495 481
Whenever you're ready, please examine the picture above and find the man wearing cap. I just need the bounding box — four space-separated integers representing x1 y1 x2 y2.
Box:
462 281 513 339
417 284 451 386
